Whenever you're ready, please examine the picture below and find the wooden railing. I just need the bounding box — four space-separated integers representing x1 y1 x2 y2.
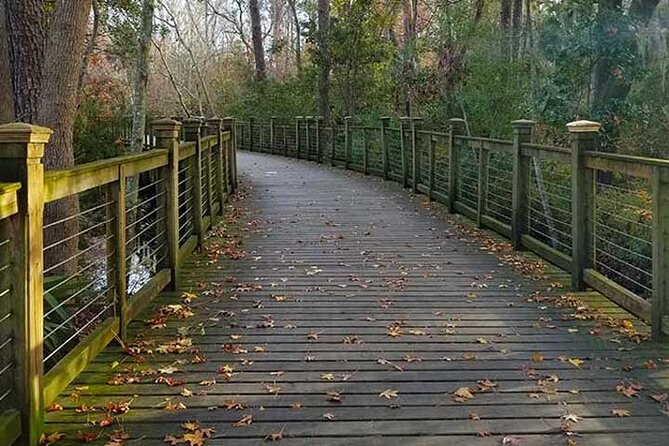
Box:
237 116 669 342
0 117 237 445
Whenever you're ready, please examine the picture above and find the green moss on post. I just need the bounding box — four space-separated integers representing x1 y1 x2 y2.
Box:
0 123 52 446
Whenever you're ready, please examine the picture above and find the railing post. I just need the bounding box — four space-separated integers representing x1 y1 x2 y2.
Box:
305 116 313 160
344 116 352 170
429 135 436 200
315 116 323 163
381 117 390 180
448 118 466 212
511 120 535 245
183 118 206 248
153 118 182 290
568 120 600 291
330 123 337 165
202 121 214 220
223 117 237 193
207 117 225 216
477 146 490 228
248 117 255 151
363 128 369 175
295 116 302 158
270 116 276 155
652 165 669 340
411 118 423 193
400 117 410 188
107 164 127 340
0 123 52 445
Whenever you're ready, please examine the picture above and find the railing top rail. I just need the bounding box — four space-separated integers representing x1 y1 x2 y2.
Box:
522 142 570 154
457 135 513 146
44 149 168 203
0 181 20 219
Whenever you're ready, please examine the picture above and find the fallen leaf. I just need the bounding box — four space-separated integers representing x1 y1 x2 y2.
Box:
611 408 631 417
378 389 399 399
232 414 253 427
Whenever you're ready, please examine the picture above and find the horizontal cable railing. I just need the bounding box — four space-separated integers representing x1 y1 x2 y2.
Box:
0 117 238 445
242 115 669 343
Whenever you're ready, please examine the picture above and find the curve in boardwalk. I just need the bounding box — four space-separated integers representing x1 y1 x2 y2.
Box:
46 151 669 445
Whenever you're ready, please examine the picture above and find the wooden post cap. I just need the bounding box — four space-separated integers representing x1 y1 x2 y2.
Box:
152 118 181 138
0 122 53 145
344 116 352 121
182 117 202 127
567 120 601 133
380 116 391 122
449 118 466 130
207 117 223 124
511 119 535 128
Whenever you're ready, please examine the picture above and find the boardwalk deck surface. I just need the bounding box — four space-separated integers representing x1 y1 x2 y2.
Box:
45 151 669 445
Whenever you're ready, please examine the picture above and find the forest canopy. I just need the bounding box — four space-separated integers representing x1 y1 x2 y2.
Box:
3 0 669 159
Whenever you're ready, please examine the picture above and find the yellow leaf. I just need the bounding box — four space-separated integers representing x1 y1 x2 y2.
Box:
530 352 543 362
611 408 631 417
379 389 399 399
321 373 335 381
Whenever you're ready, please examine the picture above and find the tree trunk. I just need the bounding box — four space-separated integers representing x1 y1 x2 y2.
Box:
401 0 417 116
37 0 92 275
4 0 46 123
77 0 101 98
500 0 512 59
511 0 522 58
287 0 301 72
131 0 154 155
317 0 330 123
250 0 266 81
0 1 15 123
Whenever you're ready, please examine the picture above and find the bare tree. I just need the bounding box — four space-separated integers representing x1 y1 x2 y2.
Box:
250 0 266 80
131 0 155 154
317 0 330 122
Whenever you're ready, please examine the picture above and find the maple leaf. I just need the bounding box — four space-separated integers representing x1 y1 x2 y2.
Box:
321 373 335 381
223 400 246 410
453 387 475 402
530 352 544 362
46 403 63 412
265 431 284 441
611 408 631 417
76 431 97 443
39 432 66 446
290 402 302 410
378 389 399 399
180 387 194 397
158 366 181 375
616 383 640 398
327 391 343 403
475 337 488 344
163 400 187 411
233 414 253 427
266 384 281 394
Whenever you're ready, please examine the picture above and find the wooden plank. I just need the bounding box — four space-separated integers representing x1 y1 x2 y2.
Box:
177 142 196 161
0 182 19 219
521 143 570 163
0 410 20 445
584 268 651 323
125 269 171 321
43 317 119 406
521 234 573 272
43 150 669 445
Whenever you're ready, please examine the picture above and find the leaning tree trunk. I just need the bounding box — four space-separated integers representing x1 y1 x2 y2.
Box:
0 1 15 123
249 0 266 81
317 0 331 123
37 0 92 275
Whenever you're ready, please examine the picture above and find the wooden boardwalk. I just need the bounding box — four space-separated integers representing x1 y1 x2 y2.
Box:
46 151 669 445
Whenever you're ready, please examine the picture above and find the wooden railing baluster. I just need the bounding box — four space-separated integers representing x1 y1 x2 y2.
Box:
295 117 302 159
344 116 352 170
511 120 534 248
400 117 410 188
411 118 423 193
448 118 465 213
568 120 599 291
477 146 489 227
183 118 205 248
315 116 322 164
153 118 182 290
429 134 436 200
381 117 390 180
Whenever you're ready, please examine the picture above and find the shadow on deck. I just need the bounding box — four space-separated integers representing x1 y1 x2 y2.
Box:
45 151 669 445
